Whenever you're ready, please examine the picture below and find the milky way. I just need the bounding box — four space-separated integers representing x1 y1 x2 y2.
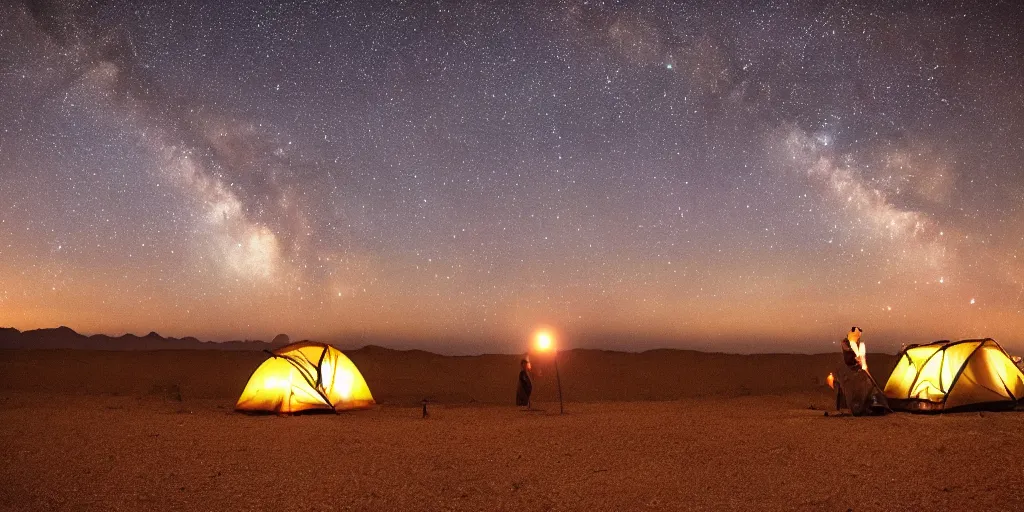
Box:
1 1 1022 353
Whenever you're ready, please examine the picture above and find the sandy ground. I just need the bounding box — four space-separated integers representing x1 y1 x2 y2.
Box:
0 348 900 405
1 350 1023 511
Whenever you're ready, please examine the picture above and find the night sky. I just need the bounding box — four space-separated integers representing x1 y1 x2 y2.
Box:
1 1 1022 353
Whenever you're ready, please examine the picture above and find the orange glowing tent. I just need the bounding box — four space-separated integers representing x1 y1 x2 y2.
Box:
236 341 374 414
884 339 1024 412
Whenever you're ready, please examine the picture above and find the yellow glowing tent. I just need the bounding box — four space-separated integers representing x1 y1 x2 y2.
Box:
884 339 1024 412
236 341 374 414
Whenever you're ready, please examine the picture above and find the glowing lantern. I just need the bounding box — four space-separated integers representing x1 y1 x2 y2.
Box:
535 330 554 352
531 328 564 415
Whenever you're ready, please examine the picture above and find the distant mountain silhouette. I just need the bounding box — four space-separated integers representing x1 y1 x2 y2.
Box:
0 326 289 351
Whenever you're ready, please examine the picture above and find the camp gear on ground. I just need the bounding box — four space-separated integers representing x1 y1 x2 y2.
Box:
834 367 890 416
236 341 374 414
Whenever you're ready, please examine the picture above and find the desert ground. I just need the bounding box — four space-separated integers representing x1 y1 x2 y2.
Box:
2 348 1023 511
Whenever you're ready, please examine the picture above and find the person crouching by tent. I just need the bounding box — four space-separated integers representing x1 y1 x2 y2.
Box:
516 359 533 408
832 327 890 416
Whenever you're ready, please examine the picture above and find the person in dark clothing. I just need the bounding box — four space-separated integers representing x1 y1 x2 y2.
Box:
833 326 889 415
840 326 865 372
516 359 533 408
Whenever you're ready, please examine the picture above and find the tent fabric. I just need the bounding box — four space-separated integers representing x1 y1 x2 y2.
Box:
884 339 1024 412
236 342 374 414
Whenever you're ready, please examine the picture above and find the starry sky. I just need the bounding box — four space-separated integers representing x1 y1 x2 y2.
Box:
1 0 1022 353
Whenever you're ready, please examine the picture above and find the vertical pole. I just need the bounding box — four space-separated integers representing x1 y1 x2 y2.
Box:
555 355 563 415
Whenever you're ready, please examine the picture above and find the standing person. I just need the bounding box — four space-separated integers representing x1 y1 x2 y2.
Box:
516 359 533 408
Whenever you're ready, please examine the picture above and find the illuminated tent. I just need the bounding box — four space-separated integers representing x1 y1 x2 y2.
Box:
884 339 1024 412
236 342 374 414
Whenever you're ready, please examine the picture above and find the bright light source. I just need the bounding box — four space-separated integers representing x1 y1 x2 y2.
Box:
534 330 554 352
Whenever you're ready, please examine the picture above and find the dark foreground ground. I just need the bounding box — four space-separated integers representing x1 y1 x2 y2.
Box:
2 392 1023 511
1 349 1022 511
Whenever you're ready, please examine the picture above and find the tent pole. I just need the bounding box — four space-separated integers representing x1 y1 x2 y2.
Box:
555 355 563 415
